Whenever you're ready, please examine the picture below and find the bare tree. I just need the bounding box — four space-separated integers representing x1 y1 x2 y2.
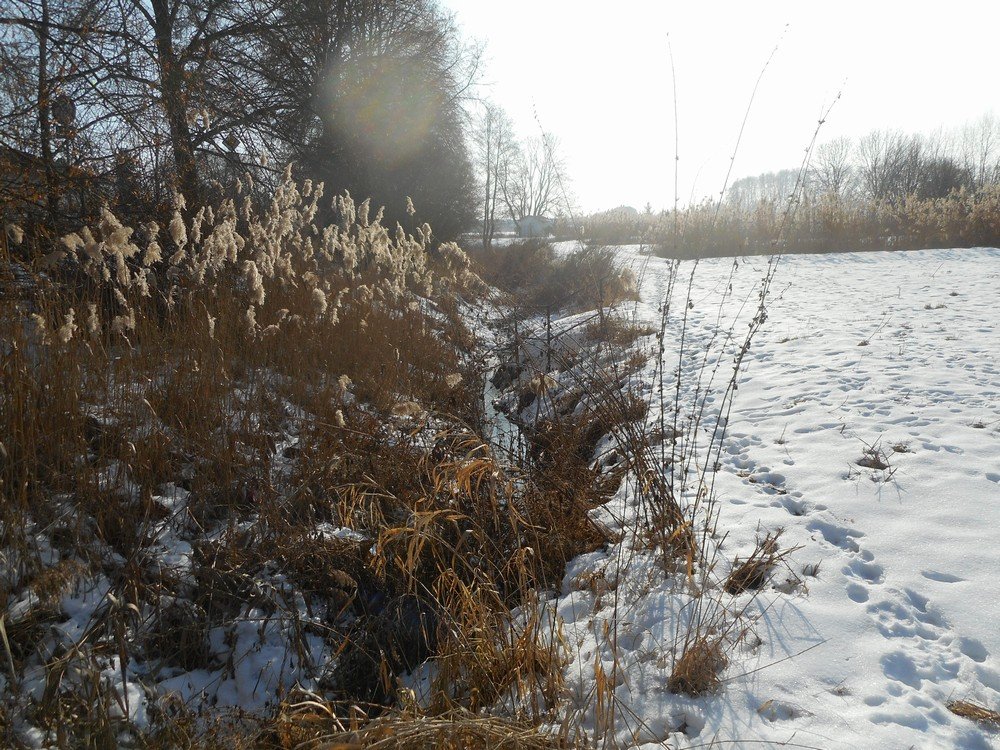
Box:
914 129 970 199
500 131 564 232
1 0 103 221
2 0 280 212
812 136 855 200
473 101 516 247
856 129 921 204
726 169 798 210
116 0 297 203
250 0 481 236
959 113 1000 189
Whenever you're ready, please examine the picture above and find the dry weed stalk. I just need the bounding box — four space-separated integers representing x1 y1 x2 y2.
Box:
948 700 1000 729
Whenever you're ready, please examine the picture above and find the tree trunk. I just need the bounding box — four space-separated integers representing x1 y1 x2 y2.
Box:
151 0 199 204
37 0 58 223
482 127 492 248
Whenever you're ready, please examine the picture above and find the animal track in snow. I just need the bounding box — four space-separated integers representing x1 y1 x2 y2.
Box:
847 583 870 603
844 558 884 584
774 496 808 516
921 570 966 584
711 330 999 743
841 548 1000 735
806 519 863 553
960 637 989 663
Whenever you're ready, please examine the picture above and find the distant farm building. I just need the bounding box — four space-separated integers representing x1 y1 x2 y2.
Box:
517 215 553 238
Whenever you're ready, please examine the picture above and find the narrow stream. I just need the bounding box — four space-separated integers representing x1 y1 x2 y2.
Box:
482 369 525 461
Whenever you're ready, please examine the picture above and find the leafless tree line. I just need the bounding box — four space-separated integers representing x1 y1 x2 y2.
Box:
1 0 480 236
728 114 1000 209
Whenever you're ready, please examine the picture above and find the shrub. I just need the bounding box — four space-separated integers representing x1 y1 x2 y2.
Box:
471 241 638 313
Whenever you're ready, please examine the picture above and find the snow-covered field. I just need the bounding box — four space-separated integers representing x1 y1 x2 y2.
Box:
553 247 1000 748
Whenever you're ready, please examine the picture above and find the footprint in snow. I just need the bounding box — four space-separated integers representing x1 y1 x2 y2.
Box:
862 584 1000 738
806 518 864 553
920 570 966 584
799 499 1000 740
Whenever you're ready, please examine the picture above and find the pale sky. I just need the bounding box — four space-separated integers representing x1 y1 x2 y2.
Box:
441 0 1000 212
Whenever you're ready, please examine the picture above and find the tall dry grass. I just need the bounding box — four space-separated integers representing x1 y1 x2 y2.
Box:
570 184 1000 257
0 171 628 747
2 154 819 749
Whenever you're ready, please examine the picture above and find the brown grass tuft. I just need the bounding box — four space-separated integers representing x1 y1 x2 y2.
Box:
724 530 792 595
269 705 575 750
857 445 891 471
667 636 727 696
948 700 1000 728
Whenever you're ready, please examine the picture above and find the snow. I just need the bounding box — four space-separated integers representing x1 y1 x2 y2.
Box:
544 246 1000 748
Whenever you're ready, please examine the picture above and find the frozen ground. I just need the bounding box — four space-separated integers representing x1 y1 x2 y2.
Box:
550 246 1000 748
